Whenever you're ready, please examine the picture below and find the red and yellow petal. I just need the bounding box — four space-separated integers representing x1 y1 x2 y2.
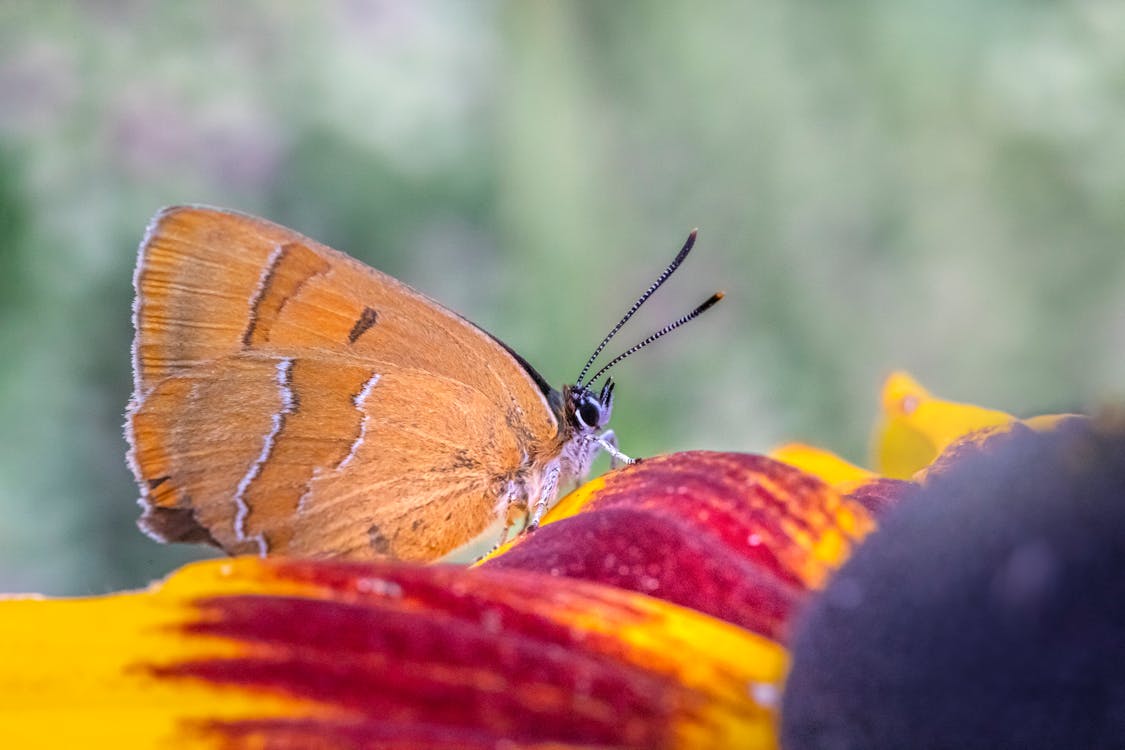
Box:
3 560 325 748
770 444 916 517
2 557 786 749
481 451 875 641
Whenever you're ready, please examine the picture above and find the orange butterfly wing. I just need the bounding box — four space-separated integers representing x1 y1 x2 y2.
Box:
128 206 561 561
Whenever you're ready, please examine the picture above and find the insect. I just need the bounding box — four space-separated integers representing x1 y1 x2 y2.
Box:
127 206 720 561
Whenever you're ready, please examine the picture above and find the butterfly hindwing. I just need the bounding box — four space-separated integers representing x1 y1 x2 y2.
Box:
129 206 560 560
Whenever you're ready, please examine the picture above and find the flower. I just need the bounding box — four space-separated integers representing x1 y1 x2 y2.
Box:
782 410 1125 750
2 373 1119 749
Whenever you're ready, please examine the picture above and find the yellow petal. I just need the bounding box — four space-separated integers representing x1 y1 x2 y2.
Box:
872 371 1015 479
769 443 876 491
1022 413 1082 431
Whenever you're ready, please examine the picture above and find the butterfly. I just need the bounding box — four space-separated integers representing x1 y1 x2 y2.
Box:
126 206 720 561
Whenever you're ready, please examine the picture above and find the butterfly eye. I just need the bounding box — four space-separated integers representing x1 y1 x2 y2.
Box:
576 399 603 430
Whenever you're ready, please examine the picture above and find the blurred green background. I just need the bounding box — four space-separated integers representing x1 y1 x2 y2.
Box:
2 1 1123 595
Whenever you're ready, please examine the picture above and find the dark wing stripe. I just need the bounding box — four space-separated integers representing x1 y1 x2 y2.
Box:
348 306 379 344
243 242 331 348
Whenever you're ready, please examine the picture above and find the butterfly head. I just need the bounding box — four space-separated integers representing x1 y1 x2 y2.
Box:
564 379 615 435
551 379 618 487
556 229 723 458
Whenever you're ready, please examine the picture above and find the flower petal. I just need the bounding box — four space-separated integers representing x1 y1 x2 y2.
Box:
769 443 877 489
873 371 1017 478
874 371 1088 481
1 559 323 748
2 557 785 749
482 451 875 641
770 444 917 517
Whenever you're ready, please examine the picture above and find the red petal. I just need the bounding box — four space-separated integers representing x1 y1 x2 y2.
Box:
482 451 874 641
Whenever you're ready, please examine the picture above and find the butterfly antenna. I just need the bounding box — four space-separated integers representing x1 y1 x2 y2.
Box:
585 291 724 386
576 229 699 386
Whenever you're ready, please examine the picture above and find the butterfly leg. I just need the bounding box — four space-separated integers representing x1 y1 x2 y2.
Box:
474 489 525 563
474 524 512 564
526 463 560 532
598 429 635 467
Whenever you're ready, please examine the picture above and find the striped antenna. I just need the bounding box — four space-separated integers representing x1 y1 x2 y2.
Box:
584 291 724 387
576 229 698 386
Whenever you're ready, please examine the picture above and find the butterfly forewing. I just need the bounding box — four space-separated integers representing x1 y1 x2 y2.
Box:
128 206 561 560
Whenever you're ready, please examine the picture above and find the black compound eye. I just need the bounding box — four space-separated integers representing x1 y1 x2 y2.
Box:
576 399 602 429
